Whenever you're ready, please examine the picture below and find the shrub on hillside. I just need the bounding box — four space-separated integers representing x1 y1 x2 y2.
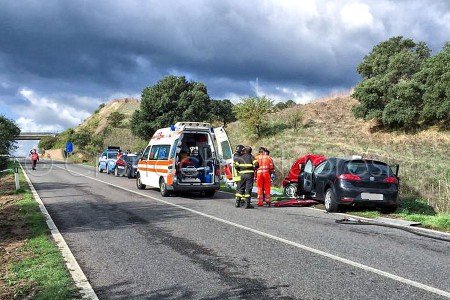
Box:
38 136 58 150
107 111 125 127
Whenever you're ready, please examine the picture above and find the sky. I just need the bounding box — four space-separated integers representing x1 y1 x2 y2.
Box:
1 0 449 153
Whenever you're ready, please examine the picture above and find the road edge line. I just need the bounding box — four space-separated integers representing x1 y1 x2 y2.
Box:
56 165 450 299
20 164 98 300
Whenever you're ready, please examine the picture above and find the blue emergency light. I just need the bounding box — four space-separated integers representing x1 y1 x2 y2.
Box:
170 125 176 131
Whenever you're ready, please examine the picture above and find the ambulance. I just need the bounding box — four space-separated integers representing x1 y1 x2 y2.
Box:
136 122 233 197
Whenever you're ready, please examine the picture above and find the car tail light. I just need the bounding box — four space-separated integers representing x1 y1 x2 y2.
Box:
338 174 361 181
215 167 221 176
383 176 398 184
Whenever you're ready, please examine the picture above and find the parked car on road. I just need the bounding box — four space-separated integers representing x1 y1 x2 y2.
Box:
98 146 120 174
282 154 326 198
300 157 399 213
114 153 141 178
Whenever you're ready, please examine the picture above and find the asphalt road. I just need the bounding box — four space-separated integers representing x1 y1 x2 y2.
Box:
21 160 450 300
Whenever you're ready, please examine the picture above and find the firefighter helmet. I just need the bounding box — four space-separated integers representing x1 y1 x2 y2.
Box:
235 145 245 153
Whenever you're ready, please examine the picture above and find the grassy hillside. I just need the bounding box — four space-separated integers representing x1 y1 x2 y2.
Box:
227 95 450 213
49 98 147 161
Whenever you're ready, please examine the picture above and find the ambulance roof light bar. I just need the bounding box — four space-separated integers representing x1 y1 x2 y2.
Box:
174 122 211 129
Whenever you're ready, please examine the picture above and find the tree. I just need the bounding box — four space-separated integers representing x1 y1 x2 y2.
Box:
234 96 273 137
210 99 236 126
417 43 450 125
131 76 212 139
38 136 57 150
352 36 430 129
0 115 20 170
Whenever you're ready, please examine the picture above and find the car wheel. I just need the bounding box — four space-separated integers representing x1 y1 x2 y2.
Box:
160 178 170 197
283 183 297 198
127 168 132 179
380 205 397 214
136 173 146 190
324 188 338 212
204 190 215 198
98 164 103 173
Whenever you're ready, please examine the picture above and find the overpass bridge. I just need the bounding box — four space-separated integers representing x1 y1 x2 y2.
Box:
16 132 59 140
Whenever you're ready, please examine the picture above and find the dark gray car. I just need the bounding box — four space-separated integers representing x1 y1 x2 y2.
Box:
300 157 399 213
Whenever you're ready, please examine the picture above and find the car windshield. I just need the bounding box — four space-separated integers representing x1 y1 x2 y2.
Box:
108 152 118 159
344 161 392 176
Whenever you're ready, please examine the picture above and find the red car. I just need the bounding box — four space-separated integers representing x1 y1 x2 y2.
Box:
282 154 326 198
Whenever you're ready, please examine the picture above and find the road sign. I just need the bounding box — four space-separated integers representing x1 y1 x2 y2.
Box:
66 141 74 153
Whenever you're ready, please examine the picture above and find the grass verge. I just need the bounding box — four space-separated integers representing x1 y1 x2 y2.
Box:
347 198 450 232
0 161 79 299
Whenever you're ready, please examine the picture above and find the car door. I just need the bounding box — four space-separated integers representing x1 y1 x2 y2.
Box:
139 146 151 184
303 159 314 195
213 127 233 181
313 161 331 200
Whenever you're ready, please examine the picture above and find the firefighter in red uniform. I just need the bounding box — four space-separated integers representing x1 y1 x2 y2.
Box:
255 147 274 207
235 146 256 209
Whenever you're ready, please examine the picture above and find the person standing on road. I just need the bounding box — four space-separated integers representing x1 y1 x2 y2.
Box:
30 149 39 170
235 146 257 209
233 145 245 207
255 147 275 207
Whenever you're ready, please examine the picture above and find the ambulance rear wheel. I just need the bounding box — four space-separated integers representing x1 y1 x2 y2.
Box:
160 178 170 197
136 173 146 190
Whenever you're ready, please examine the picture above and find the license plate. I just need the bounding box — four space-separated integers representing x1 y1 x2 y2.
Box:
361 193 383 200
118 166 125 169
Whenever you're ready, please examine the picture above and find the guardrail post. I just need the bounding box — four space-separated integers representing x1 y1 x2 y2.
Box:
14 167 20 190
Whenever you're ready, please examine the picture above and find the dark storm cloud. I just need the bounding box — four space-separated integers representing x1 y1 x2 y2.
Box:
1 0 449 138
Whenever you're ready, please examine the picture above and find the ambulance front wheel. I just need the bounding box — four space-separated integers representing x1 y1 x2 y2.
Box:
136 173 146 190
160 178 170 197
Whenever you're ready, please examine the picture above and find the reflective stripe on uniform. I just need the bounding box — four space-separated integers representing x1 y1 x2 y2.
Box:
239 170 255 174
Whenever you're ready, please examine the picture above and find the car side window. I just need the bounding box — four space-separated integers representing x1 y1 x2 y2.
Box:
314 161 326 175
142 146 151 160
304 160 313 173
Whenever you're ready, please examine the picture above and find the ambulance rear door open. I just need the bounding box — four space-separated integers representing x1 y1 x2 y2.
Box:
213 127 233 182
173 127 218 185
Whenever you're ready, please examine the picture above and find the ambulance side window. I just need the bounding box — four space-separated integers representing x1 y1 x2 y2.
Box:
149 146 159 160
157 145 170 160
142 146 151 160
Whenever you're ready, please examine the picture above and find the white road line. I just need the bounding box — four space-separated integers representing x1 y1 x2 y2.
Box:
21 164 98 300
54 165 450 299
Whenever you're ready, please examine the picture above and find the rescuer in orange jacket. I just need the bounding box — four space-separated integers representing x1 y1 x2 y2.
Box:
255 147 274 207
30 149 39 170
